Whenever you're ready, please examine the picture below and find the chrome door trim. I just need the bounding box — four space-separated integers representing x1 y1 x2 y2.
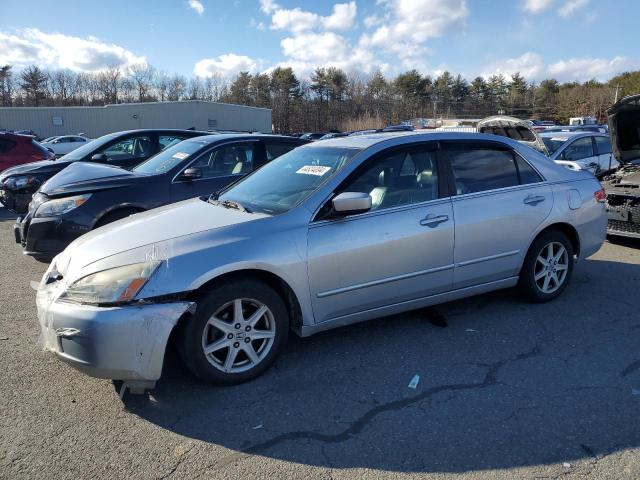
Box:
316 263 455 298
454 249 521 268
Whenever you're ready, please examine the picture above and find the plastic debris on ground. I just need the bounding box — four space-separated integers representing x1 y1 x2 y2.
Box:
563 462 571 468
408 374 420 389
252 424 263 430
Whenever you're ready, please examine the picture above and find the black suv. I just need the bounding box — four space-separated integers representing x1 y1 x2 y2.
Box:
0 129 209 214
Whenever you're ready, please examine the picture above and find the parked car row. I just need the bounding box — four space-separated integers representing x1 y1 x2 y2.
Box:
6 97 640 395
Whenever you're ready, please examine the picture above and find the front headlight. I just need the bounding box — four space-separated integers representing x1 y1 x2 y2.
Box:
59 261 161 305
34 194 91 217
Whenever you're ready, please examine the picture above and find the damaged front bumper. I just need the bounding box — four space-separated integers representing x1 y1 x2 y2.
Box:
36 284 194 387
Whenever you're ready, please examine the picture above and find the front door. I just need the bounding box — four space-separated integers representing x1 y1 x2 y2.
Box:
444 142 553 289
307 144 454 324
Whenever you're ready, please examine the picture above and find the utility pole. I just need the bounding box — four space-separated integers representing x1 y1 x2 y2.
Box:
614 83 620 103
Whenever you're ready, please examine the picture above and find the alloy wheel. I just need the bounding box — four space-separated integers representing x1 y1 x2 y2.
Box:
201 298 276 373
534 242 569 294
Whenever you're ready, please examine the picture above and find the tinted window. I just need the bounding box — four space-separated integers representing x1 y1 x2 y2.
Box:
188 143 254 179
562 137 594 161
265 141 298 160
449 147 519 194
0 139 16 154
595 136 612 155
339 147 438 211
159 135 186 150
515 155 543 184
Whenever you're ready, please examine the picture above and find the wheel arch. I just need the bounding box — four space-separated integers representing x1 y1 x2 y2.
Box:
528 222 581 259
92 204 146 228
184 268 304 334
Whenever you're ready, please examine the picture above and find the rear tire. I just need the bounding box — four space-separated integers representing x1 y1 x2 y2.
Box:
518 230 574 302
178 280 289 385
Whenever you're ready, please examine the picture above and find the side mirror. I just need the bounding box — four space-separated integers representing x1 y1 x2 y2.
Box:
332 192 372 216
46 147 54 154
180 167 202 181
90 153 108 162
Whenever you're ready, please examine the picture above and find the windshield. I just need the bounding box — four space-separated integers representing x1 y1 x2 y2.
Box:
219 146 360 214
542 137 569 155
60 133 118 161
133 140 205 175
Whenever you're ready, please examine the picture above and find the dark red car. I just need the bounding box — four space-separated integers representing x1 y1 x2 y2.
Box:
0 132 54 172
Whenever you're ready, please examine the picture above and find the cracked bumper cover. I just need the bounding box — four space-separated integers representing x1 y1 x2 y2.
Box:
36 291 194 382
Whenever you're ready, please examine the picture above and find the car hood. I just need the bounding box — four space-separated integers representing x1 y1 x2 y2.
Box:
0 159 68 181
607 94 640 164
476 115 549 155
52 197 270 282
40 162 141 196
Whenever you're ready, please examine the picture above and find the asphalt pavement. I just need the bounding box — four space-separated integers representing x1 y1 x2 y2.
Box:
1 206 640 479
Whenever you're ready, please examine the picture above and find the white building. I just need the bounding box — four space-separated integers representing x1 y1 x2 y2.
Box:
0 101 272 138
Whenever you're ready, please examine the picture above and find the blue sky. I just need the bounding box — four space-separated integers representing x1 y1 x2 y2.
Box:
1 0 638 82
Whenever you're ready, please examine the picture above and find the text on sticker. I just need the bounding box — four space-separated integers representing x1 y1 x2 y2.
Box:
296 165 332 176
172 152 190 160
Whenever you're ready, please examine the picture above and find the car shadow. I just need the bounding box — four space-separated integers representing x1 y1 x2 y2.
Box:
123 256 640 473
0 207 17 222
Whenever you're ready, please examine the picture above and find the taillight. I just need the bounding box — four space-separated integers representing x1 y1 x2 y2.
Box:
594 188 606 203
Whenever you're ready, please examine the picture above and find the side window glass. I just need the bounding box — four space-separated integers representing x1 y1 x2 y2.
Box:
159 135 185 150
265 142 297 160
186 143 254 179
562 137 594 161
338 147 438 211
101 136 153 161
595 136 612 155
449 147 519 194
515 155 543 184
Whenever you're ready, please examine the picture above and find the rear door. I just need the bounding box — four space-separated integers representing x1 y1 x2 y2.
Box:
444 141 552 289
593 135 618 173
99 133 157 169
171 141 260 202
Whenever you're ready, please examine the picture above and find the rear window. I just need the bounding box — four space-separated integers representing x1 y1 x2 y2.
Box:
0 138 16 154
265 141 298 160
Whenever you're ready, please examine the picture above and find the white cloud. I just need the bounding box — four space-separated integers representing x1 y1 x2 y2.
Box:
481 52 545 79
558 0 589 18
194 53 261 77
0 28 145 72
522 0 553 13
187 0 205 15
361 0 468 62
259 0 279 15
269 1 356 33
547 56 635 81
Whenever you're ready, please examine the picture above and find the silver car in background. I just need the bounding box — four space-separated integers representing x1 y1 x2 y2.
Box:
36 132 607 393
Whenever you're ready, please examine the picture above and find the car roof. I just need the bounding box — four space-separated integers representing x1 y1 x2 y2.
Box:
538 131 605 140
304 130 532 150
176 133 307 146
0 131 32 141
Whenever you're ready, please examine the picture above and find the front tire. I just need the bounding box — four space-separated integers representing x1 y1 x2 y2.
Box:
179 280 289 385
518 230 574 302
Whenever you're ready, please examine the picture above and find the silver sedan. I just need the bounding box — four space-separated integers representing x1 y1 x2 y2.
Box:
36 132 607 392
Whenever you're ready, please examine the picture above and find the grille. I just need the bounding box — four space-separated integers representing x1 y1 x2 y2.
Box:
608 219 640 235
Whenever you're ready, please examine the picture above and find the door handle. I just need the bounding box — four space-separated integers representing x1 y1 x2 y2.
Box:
420 214 449 227
523 195 545 206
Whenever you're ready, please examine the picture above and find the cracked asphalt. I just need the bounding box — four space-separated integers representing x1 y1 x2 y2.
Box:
1 206 640 479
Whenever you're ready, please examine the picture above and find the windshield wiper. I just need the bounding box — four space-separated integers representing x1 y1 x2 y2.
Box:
208 198 251 213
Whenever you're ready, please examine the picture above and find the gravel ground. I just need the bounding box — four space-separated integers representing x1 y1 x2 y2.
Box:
1 206 640 479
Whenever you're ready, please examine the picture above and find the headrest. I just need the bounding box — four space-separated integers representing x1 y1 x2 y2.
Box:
378 167 393 187
417 169 433 185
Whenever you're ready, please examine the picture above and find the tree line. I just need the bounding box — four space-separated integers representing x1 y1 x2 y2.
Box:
1 63 639 133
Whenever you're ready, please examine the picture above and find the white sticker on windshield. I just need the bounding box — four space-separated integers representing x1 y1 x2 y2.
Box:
296 165 332 176
172 152 190 160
